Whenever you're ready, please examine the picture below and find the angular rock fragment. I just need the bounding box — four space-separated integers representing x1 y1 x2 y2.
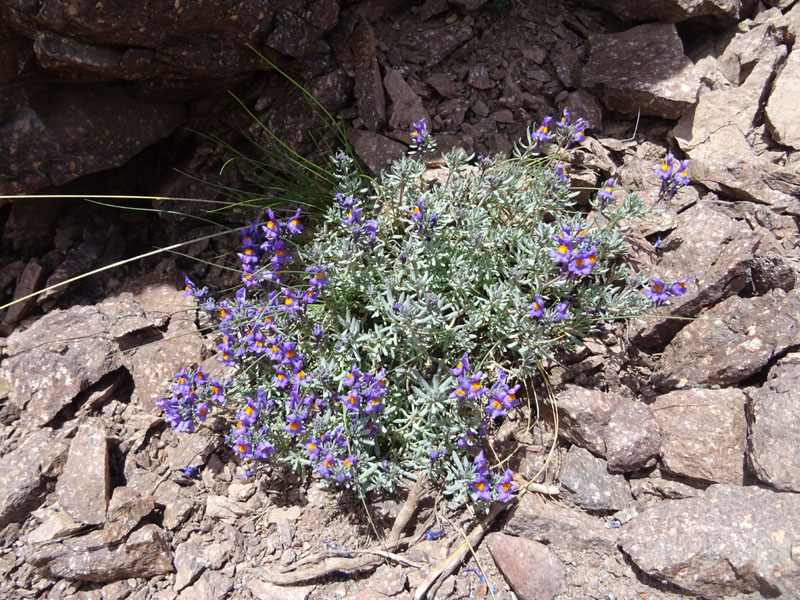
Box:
56 418 110 526
549 385 621 456
504 492 618 554
29 524 173 582
766 49 800 150
2 305 121 426
603 401 661 472
0 428 57 529
747 353 800 492
486 533 567 600
652 288 800 390
621 484 800 597
582 23 699 118
560 446 635 512
651 388 747 484
102 486 155 543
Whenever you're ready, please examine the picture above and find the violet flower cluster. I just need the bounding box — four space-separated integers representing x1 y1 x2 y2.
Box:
655 153 691 200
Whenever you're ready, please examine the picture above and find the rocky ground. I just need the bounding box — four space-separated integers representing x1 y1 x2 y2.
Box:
1 0 800 599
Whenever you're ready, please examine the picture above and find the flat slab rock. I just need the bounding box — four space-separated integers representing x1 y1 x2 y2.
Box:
652 288 800 390
486 533 567 600
549 384 622 456
620 484 800 597
747 353 800 492
651 388 747 484
29 524 173 582
582 23 699 118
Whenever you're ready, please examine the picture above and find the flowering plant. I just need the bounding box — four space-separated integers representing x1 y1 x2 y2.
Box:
158 113 690 508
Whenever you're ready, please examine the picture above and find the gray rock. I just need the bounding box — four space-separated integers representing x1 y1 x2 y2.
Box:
651 388 747 484
102 486 155 543
174 541 206 593
1 259 47 330
348 129 407 176
747 353 800 492
620 484 800 597
486 533 567 600
248 578 313 600
582 23 699 118
56 418 110 526
604 401 661 473
27 510 84 544
652 288 800 390
549 385 621 456
401 22 473 68
29 524 173 582
560 446 635 512
426 72 461 98
178 571 232 600
766 49 800 150
631 202 761 348
383 69 429 130
467 63 492 89
350 16 385 132
504 492 619 554
0 428 56 529
673 19 799 215
205 495 250 520
2 305 121 426
577 0 755 22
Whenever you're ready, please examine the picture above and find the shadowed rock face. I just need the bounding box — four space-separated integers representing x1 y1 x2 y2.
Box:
0 0 342 194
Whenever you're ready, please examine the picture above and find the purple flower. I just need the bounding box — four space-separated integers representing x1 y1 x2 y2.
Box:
412 198 424 222
555 164 569 182
209 379 225 403
557 109 571 128
532 116 553 149
254 441 275 460
450 353 470 377
248 330 268 354
598 178 615 207
572 118 589 143
317 453 336 479
449 375 470 402
273 369 290 389
343 207 362 226
643 278 670 306
669 278 690 297
306 438 322 461
286 208 303 235
341 392 360 413
280 290 302 317
655 153 674 180
457 429 478 447
529 295 544 319
312 324 325 347
675 160 691 186
306 265 329 288
282 414 305 437
411 118 429 145
552 301 570 323
470 475 492 501
429 448 447 463
262 209 281 239
361 219 379 242
568 246 598 277
496 469 516 502
336 193 357 208
549 237 573 265
233 437 252 458
343 366 360 387
237 398 259 427
466 372 486 400
182 465 198 478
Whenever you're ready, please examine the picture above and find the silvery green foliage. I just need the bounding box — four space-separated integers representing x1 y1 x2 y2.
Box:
170 124 664 508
